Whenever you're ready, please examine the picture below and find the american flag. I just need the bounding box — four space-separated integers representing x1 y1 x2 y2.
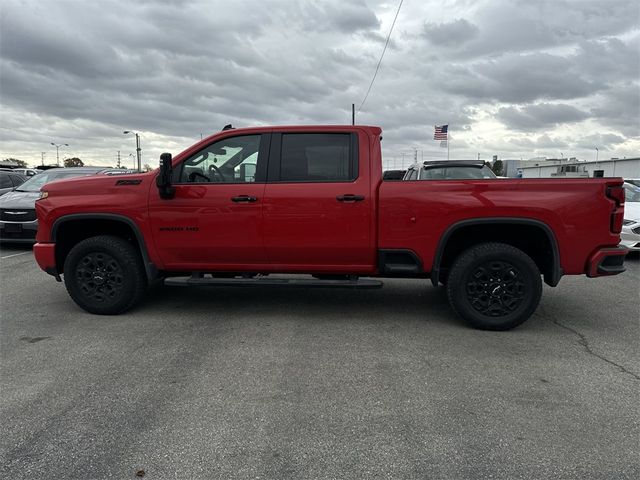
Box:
434 124 448 140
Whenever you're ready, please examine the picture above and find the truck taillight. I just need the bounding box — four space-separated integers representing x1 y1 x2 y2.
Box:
611 209 624 233
606 186 625 206
606 185 625 234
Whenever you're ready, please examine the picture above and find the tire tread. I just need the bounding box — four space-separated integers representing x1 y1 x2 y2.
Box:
63 235 146 315
446 242 542 331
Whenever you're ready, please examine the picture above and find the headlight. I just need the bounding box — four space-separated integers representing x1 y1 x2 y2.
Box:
37 191 49 200
623 218 638 226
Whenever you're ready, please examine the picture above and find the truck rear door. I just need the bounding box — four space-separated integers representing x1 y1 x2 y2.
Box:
262 131 375 272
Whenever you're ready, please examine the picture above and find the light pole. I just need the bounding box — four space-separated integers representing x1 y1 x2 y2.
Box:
123 131 141 172
51 142 68 166
595 147 599 163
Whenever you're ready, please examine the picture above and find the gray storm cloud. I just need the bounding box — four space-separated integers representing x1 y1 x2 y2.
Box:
0 0 638 166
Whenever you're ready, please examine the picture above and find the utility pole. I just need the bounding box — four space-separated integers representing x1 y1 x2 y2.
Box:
352 103 355 126
123 131 141 172
41 152 46 166
117 151 121 169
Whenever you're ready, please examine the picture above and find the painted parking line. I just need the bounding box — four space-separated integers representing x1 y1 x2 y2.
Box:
1 251 32 259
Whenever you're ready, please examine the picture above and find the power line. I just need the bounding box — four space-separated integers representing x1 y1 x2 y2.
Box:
357 0 404 114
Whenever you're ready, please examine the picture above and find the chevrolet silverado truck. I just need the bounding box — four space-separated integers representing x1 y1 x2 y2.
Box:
33 125 627 330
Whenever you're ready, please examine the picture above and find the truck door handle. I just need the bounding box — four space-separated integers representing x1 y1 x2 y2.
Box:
336 194 365 202
231 195 258 203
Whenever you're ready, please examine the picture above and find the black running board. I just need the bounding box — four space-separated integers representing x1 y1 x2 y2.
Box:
164 275 383 289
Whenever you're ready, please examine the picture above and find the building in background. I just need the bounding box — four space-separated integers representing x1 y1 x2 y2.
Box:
518 158 640 179
501 158 572 177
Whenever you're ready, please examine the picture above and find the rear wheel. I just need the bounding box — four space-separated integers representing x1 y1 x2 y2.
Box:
446 242 542 330
63 235 146 314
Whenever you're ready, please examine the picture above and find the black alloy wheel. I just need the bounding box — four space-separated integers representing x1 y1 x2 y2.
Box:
465 260 525 317
63 235 146 315
75 251 124 303
446 242 542 330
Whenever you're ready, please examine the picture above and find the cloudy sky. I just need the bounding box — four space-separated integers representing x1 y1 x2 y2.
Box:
1 0 638 169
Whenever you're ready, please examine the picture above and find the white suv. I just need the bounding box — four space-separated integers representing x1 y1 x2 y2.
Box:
621 182 640 251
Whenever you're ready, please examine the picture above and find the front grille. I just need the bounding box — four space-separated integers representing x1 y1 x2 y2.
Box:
632 226 640 235
0 229 36 240
0 209 36 222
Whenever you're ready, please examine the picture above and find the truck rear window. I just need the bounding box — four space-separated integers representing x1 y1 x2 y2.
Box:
280 133 356 182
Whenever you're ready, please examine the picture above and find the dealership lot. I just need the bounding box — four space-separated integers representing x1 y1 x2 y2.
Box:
1 246 638 479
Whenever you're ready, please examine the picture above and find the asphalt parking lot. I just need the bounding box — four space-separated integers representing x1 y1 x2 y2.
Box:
1 245 638 479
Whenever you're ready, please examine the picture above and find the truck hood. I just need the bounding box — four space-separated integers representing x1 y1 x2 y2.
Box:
0 190 40 209
41 172 151 195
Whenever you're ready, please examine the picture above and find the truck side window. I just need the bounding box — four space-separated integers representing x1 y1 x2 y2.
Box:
175 135 261 184
279 133 356 182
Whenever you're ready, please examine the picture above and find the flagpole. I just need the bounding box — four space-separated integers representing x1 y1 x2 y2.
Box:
447 123 450 161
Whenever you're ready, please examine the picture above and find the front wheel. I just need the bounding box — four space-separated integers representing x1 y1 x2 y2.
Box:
446 242 542 330
63 235 146 314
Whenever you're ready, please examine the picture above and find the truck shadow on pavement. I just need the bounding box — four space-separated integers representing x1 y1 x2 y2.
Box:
141 278 471 330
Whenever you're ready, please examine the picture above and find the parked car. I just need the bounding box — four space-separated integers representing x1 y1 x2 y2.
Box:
0 170 27 196
621 182 640 251
0 167 107 243
13 168 39 177
382 169 407 181
403 161 497 180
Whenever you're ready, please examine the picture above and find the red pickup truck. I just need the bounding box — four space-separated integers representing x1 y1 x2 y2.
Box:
33 125 627 330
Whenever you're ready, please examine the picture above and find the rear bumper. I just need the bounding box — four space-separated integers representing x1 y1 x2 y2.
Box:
586 246 628 277
33 242 58 276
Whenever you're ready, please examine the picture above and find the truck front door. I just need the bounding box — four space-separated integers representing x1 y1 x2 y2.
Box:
148 134 270 270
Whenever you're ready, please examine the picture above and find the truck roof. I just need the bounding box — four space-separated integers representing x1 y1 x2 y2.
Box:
204 124 382 137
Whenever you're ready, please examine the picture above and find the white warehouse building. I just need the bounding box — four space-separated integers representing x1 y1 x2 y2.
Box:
518 157 640 179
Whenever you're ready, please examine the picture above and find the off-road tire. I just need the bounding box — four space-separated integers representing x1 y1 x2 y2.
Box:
63 235 146 315
446 242 542 331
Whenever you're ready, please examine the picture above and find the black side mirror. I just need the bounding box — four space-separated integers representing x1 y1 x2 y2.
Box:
156 152 176 199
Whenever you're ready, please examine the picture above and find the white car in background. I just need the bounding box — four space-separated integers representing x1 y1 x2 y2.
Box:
13 168 39 177
621 182 640 251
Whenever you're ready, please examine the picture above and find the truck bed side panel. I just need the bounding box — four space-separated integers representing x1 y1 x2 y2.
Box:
378 179 621 275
